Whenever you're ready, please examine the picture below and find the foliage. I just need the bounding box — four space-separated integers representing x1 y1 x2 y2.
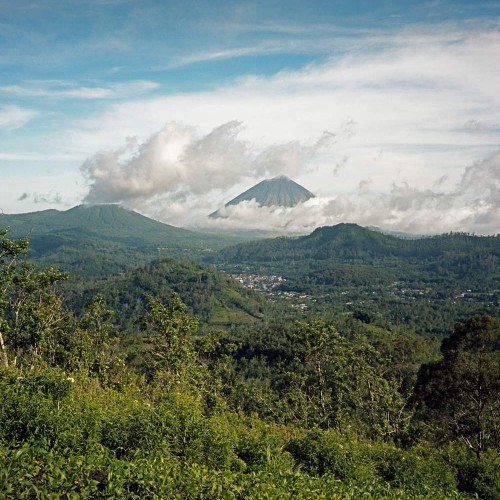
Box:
413 315 500 460
65 258 267 332
142 292 199 380
0 225 497 498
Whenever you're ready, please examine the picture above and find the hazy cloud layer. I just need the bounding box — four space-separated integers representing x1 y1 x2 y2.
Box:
0 80 159 100
197 151 500 236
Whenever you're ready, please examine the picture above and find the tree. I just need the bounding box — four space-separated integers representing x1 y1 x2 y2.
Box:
142 293 199 381
414 315 500 459
0 228 73 369
0 229 29 367
10 263 70 367
279 320 411 437
73 294 125 383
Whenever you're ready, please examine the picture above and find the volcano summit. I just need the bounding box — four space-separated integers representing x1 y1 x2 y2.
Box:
210 175 315 218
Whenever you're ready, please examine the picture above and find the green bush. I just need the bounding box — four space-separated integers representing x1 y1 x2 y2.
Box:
0 366 75 446
445 443 500 499
286 428 376 482
374 444 458 496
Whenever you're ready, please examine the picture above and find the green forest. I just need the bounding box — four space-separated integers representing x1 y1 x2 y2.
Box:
0 218 499 498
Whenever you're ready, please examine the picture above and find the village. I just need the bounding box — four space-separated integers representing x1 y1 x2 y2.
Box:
229 273 313 310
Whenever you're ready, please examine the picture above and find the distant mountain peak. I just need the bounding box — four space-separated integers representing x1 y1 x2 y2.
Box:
210 175 315 218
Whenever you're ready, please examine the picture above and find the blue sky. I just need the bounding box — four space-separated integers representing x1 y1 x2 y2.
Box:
1 0 499 234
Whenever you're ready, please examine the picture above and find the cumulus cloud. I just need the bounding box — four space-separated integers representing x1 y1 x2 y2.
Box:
81 120 338 205
0 105 37 130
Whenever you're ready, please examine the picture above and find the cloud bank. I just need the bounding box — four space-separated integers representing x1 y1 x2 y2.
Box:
81 119 500 235
198 151 500 236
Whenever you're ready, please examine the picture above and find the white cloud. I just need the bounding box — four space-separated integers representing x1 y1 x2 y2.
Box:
195 151 500 236
0 105 37 130
81 121 336 204
80 116 500 235
0 80 159 100
66 23 500 156
167 44 293 69
3 20 499 233
72 22 500 234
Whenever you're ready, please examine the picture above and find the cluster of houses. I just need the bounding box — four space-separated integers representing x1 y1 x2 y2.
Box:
229 273 312 310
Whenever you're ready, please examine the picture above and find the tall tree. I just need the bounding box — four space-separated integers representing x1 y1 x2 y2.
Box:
0 228 72 368
414 315 500 459
143 293 199 381
0 229 29 367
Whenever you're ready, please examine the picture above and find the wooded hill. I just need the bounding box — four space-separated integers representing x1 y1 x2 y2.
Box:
212 224 500 335
215 223 499 269
66 257 267 329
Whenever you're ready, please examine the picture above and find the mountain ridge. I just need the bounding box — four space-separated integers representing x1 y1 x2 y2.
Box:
0 204 251 276
214 222 500 264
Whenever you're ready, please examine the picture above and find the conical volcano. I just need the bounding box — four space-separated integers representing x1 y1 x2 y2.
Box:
210 175 315 218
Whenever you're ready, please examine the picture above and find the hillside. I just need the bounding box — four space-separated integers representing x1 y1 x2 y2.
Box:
66 257 267 329
0 204 250 276
215 224 500 280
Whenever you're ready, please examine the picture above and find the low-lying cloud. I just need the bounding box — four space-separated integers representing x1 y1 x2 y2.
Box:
81 119 499 235
198 151 500 236
18 191 64 205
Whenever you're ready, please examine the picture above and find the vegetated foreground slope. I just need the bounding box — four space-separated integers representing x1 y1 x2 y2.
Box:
1 204 250 276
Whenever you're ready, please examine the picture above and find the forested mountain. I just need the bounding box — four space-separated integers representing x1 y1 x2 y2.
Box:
1 204 250 276
217 223 500 263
